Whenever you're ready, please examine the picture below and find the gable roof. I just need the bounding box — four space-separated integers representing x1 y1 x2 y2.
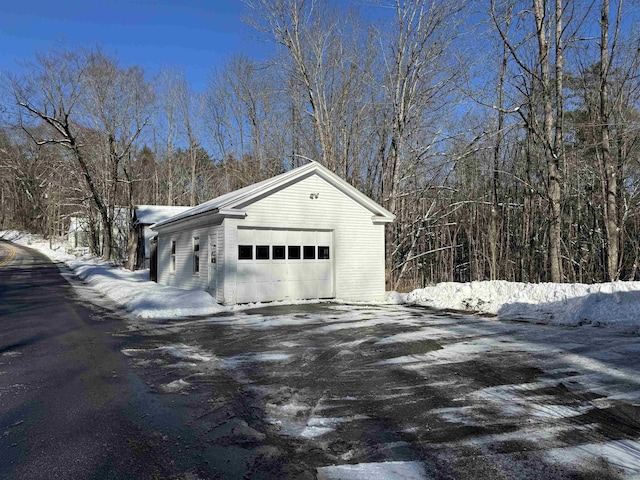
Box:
133 205 192 226
151 161 395 230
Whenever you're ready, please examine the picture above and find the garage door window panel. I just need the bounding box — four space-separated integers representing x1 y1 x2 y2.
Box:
256 245 270 260
239 245 253 260
288 245 301 260
273 245 285 260
303 246 316 259
318 246 330 259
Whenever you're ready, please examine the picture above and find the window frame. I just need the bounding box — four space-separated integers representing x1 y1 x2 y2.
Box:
210 241 217 264
193 236 200 274
170 240 176 273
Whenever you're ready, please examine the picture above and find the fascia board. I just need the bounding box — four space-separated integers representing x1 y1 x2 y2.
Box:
152 160 395 229
222 161 395 222
217 208 247 218
314 168 395 220
151 209 246 233
222 163 317 210
372 216 395 224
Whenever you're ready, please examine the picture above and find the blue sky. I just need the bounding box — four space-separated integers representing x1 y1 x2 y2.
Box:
0 0 264 91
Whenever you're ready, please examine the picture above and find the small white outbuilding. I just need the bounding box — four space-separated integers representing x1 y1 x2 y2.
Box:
132 205 191 269
151 161 395 305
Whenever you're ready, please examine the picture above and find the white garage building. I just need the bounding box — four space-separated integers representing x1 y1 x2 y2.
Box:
151 161 395 305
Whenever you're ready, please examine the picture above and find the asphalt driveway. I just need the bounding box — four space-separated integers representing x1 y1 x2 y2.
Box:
119 302 640 479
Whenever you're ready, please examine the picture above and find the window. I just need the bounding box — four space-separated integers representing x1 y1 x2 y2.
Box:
256 245 270 260
303 246 316 259
318 246 330 259
272 245 285 260
193 237 200 274
210 243 216 264
288 245 301 260
238 245 253 260
170 240 176 273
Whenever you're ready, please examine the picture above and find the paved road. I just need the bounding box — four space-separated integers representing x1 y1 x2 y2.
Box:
3 242 640 479
0 242 15 266
0 242 273 479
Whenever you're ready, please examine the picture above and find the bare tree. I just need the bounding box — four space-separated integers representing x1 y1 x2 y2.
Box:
9 48 152 261
490 0 569 281
243 0 361 172
375 0 464 286
156 68 183 206
83 51 153 260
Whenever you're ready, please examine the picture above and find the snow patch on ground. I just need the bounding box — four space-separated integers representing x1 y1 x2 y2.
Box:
161 379 191 393
301 415 370 439
314 316 420 333
465 383 593 421
398 280 640 333
378 340 495 367
317 461 428 480
545 440 640 477
223 352 292 368
375 326 476 345
157 344 216 363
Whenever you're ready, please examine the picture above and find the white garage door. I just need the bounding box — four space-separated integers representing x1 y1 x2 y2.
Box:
236 228 334 304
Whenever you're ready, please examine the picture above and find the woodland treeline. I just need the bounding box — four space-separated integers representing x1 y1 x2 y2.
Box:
1 0 639 289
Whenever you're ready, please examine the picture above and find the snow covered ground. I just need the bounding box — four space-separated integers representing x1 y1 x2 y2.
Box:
3 230 640 334
394 280 640 334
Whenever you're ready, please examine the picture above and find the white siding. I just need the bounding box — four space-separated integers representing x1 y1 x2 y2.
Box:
208 226 224 304
234 173 385 301
157 225 220 292
156 172 387 303
222 219 237 305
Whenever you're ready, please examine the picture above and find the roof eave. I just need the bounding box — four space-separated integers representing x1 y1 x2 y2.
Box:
224 161 394 221
151 207 247 231
220 162 316 210
218 208 247 219
372 215 396 224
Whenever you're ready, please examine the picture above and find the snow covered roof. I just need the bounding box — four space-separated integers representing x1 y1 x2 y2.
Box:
133 205 192 226
151 161 395 230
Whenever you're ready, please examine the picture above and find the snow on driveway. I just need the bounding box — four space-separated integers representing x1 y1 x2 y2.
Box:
121 304 640 479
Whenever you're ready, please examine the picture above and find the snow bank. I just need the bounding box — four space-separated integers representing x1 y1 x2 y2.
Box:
402 280 640 333
1 231 226 318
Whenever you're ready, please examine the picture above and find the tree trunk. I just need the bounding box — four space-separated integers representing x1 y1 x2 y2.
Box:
533 0 562 282
490 17 509 280
600 0 620 281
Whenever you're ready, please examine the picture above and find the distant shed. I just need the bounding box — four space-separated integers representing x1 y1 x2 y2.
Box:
151 161 395 305
133 205 191 269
